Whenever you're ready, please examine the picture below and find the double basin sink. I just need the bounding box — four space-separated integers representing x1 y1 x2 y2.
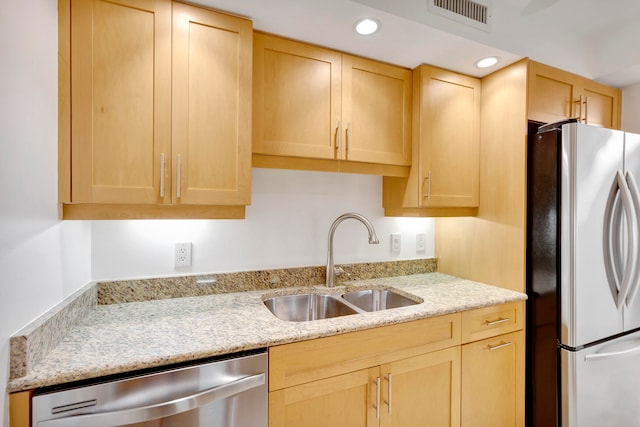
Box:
263 288 422 322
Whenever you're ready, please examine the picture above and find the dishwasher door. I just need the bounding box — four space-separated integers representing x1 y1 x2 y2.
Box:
32 350 267 427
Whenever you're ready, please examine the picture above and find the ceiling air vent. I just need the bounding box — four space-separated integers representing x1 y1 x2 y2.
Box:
428 0 491 31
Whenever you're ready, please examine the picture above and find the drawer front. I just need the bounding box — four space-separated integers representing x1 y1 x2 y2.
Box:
269 313 461 391
461 301 524 344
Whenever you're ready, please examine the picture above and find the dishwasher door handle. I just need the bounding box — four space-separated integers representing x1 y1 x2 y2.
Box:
38 373 266 427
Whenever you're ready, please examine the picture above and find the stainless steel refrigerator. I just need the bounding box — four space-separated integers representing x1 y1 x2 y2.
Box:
527 120 640 427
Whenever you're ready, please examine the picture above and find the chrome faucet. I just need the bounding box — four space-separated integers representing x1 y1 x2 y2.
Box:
326 213 380 287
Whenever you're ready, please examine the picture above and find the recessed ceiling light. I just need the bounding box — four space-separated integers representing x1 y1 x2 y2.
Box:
354 18 380 36
475 56 500 68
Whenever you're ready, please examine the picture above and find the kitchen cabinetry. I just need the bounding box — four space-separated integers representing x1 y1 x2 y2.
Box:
269 313 461 426
9 391 30 427
252 33 411 176
60 0 251 219
528 61 621 129
460 302 525 427
383 65 480 216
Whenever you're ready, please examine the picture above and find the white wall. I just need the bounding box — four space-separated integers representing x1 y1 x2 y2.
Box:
622 83 640 133
0 1 92 425
92 169 435 280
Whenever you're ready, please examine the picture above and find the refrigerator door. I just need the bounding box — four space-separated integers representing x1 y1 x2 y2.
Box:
560 332 640 427
560 123 625 347
622 130 640 331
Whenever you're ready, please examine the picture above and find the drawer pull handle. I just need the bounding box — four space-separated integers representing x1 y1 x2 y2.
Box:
488 341 513 351
485 317 510 326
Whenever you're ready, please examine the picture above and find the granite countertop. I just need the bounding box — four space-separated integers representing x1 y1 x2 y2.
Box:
8 272 526 393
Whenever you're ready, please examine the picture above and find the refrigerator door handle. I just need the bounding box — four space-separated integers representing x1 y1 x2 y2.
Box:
603 170 637 309
584 338 640 362
624 171 640 307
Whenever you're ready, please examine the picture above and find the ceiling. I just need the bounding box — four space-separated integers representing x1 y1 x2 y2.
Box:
196 0 640 88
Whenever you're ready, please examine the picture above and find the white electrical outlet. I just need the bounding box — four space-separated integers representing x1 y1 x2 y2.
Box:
175 242 192 267
391 233 401 252
416 233 426 252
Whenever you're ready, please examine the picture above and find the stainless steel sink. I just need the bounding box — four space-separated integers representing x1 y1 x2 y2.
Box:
341 289 421 312
263 293 358 322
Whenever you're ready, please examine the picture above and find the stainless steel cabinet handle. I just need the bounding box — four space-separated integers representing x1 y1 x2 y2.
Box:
384 374 392 414
488 341 513 351
159 153 165 197
335 120 341 151
423 172 432 201
573 94 584 122
374 377 381 419
485 317 510 326
176 154 182 199
346 122 351 154
38 373 265 427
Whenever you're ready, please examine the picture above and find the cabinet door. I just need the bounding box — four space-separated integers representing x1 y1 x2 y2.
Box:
253 33 342 160
381 346 461 427
580 80 621 129
269 367 378 427
461 330 525 427
528 61 577 124
342 55 412 166
419 66 480 208
71 0 172 204
172 3 252 205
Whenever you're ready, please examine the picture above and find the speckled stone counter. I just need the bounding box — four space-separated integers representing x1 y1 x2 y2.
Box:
7 271 525 393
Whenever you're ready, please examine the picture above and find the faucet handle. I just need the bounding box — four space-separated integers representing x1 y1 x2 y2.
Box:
334 266 349 277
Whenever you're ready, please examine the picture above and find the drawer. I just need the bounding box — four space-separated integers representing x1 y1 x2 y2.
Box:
269 313 461 391
461 301 524 344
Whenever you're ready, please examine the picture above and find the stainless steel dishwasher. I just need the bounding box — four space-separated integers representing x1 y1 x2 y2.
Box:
31 350 267 427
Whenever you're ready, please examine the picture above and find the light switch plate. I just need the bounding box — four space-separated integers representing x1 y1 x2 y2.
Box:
416 233 426 252
391 233 401 252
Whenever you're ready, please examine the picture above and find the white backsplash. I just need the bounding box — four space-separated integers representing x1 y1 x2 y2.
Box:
91 168 435 280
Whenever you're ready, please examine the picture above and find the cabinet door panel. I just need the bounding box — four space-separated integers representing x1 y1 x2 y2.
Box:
528 62 575 124
343 55 411 166
421 71 480 207
461 330 525 427
269 367 378 427
583 87 617 129
172 3 252 205
71 0 171 203
253 34 341 159
382 346 461 427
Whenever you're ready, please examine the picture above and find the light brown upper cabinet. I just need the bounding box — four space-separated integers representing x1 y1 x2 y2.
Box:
383 65 481 216
252 33 412 175
528 61 621 129
60 0 252 219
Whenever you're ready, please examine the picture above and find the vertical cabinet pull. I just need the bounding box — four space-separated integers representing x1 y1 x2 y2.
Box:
345 122 351 154
335 121 341 151
160 153 165 197
176 154 182 199
373 377 381 419
384 374 393 414
423 171 432 202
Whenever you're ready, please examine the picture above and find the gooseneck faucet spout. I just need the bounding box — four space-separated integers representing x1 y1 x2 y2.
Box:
326 213 380 287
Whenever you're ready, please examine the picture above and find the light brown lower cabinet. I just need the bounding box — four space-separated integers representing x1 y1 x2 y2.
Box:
269 347 461 427
461 330 525 427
